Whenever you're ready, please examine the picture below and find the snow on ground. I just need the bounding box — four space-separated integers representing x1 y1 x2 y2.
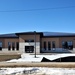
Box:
0 67 40 75
0 67 75 75
3 53 75 75
7 53 75 62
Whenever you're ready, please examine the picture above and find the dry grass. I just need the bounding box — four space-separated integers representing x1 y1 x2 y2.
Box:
0 54 21 61
0 54 74 68
0 62 75 68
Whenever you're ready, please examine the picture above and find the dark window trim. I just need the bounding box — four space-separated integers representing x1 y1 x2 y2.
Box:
16 42 19 50
44 41 46 50
62 41 73 50
12 42 15 50
52 41 56 49
25 39 34 42
8 42 11 51
48 41 51 50
0 41 2 51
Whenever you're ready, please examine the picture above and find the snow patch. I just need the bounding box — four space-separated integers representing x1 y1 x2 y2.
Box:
7 53 75 62
0 67 75 75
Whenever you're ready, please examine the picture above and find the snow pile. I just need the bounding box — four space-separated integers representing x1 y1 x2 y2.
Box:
0 67 75 75
7 53 75 62
40 68 75 75
0 67 40 75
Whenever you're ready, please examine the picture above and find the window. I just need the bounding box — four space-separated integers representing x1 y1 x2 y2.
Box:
62 41 73 50
67 41 73 50
12 42 15 50
8 42 11 50
48 41 51 50
62 41 68 49
44 41 46 50
25 40 34 42
0 42 2 51
16 42 19 50
67 41 73 46
62 41 66 49
52 41 55 48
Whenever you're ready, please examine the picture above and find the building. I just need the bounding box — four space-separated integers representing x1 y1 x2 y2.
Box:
0 31 75 54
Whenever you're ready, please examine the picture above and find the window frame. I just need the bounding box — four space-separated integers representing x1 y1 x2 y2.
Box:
8 42 11 51
25 39 34 42
43 41 46 50
52 41 56 49
0 41 2 51
48 41 51 50
16 42 19 50
12 42 15 50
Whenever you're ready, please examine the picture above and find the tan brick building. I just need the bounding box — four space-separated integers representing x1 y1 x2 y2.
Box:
0 31 75 54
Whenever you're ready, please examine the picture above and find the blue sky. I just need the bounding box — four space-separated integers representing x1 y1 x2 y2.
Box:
0 0 75 34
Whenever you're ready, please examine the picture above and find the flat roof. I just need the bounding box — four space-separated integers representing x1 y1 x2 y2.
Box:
16 31 43 35
0 32 75 38
43 32 75 37
0 33 19 38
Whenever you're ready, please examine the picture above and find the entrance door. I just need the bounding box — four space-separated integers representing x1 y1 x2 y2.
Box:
25 46 34 53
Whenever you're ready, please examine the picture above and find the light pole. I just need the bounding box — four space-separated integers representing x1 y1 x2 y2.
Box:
34 31 36 58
